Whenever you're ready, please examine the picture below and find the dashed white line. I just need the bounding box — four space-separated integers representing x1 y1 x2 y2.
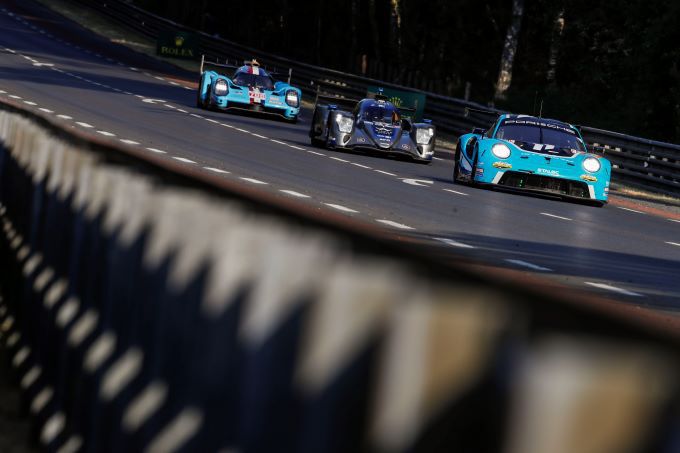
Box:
75 122 93 128
376 219 414 230
203 167 229 174
666 241 680 247
329 157 349 163
288 145 305 151
251 133 267 139
57 115 72 120
164 104 175 109
584 282 643 297
235 128 248 133
38 108 53 114
306 150 326 156
96 131 116 137
668 219 680 224
351 163 372 169
176 109 188 114
434 237 475 249
505 259 552 272
324 203 358 213
540 212 572 221
375 170 397 176
279 190 310 198
9 95 21 99
240 177 268 185
120 139 140 145
270 139 287 145
205 119 219 124
171 157 195 164
189 113 203 119
146 148 167 154
617 207 644 214
443 188 469 196
23 101 37 106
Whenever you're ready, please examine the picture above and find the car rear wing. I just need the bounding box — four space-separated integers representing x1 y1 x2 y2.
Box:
312 82 361 110
200 55 293 84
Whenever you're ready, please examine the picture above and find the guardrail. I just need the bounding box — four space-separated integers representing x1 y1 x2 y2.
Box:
1 90 679 450
63 0 680 197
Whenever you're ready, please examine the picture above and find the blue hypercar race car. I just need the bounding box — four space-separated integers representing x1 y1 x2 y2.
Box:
196 57 301 122
453 114 611 206
309 90 436 163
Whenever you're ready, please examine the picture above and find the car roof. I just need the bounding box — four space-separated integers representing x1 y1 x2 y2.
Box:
359 98 396 109
235 65 271 77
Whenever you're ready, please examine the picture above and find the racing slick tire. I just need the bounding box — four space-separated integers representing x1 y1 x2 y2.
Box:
196 76 206 108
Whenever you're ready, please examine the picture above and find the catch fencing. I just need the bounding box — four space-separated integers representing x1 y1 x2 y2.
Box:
1 85 679 451
64 0 680 197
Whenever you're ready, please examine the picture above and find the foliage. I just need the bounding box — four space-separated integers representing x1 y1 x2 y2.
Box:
133 0 680 142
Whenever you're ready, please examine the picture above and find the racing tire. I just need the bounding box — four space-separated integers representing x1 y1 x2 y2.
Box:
196 76 205 108
452 148 461 183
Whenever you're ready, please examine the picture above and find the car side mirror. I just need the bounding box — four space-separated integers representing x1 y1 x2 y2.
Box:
472 127 486 136
401 118 411 131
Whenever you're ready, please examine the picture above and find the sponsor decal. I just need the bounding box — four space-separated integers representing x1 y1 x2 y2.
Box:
580 174 598 182
536 168 560 176
269 96 282 105
476 168 484 175
357 137 366 143
249 90 266 104
156 31 198 60
493 161 512 169
401 144 411 151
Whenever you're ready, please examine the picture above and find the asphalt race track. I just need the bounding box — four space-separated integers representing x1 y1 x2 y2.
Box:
1 0 679 313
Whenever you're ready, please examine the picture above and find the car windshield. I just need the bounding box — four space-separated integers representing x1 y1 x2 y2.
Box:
362 104 400 124
233 72 274 90
495 122 586 152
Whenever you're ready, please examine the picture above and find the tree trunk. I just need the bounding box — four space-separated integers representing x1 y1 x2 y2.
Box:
546 8 565 86
494 0 524 101
368 0 381 62
389 0 403 66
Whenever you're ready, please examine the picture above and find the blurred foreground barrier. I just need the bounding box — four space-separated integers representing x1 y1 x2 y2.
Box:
0 100 679 453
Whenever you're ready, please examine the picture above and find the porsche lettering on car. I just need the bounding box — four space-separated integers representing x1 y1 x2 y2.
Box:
453 114 611 206
309 89 436 163
196 56 301 122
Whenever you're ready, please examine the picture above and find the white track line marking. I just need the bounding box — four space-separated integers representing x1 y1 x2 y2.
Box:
351 162 371 169
203 167 229 174
146 148 166 154
176 109 188 113
23 101 37 105
235 128 248 133
38 108 53 113
280 190 310 198
205 119 219 124
189 114 203 119
239 177 267 185
617 207 644 214
584 282 643 297
270 139 287 145
324 203 358 213
9 95 22 99
57 115 72 120
375 170 397 176
668 219 680 224
376 219 414 230
164 104 175 109
443 188 469 196
120 139 140 145
434 237 475 249
540 212 572 221
306 150 325 156
171 157 195 164
433 156 444 161
288 145 305 151
329 157 349 163
505 259 552 272
75 122 93 128
251 133 267 139
96 131 116 137
666 241 680 247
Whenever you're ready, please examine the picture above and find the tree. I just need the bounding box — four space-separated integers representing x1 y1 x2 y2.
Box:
494 0 524 101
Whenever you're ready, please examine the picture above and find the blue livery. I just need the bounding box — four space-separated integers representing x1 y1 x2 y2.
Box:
453 114 611 206
196 57 301 122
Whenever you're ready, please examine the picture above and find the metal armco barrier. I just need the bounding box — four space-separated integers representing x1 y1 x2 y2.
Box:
62 0 680 197
1 97 680 450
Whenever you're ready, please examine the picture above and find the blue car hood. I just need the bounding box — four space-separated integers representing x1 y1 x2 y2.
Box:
363 121 401 149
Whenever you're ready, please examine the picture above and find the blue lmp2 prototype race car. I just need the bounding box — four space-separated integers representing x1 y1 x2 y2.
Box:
309 89 436 163
196 56 302 122
453 114 611 206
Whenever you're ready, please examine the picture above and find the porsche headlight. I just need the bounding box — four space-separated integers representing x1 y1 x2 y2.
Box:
285 90 299 107
582 157 601 173
416 127 434 145
214 79 228 96
335 114 353 133
491 143 511 159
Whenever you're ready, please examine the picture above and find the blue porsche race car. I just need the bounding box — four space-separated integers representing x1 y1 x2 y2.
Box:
453 114 610 206
196 56 302 122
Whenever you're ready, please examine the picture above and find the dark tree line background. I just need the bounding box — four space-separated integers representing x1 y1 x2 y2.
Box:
134 0 680 142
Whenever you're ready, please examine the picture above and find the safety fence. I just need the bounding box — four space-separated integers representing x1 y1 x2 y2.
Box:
1 91 679 451
58 0 680 197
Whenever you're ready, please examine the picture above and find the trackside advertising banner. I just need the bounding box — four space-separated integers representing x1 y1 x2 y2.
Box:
156 30 199 60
